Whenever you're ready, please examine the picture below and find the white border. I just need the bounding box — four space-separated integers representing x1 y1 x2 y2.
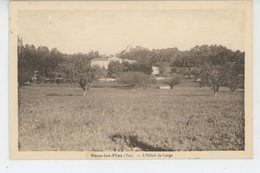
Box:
1 0 260 172
9 0 253 160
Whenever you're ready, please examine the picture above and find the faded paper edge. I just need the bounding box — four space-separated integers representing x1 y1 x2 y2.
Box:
9 0 253 160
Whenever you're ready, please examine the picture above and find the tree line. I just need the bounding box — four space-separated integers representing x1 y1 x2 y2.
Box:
18 37 102 85
118 45 244 68
118 45 244 77
18 37 245 95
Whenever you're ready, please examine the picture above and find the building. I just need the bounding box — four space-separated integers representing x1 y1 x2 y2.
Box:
152 66 160 76
91 57 110 69
122 59 136 64
107 55 122 63
91 55 136 69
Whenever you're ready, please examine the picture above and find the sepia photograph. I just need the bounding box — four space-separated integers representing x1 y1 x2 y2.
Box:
9 1 252 159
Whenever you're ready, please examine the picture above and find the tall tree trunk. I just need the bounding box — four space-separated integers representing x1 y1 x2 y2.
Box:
83 90 87 97
188 67 191 79
213 86 219 96
214 85 219 96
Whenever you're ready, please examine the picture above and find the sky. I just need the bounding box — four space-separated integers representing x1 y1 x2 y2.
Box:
18 9 245 55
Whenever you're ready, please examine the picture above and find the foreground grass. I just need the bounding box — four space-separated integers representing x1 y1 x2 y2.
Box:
18 84 244 151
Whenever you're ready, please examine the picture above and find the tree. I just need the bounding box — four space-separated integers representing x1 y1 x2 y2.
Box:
118 72 141 89
107 61 122 78
122 61 131 72
92 65 103 79
79 78 88 97
199 64 226 96
139 74 156 90
118 72 153 89
55 52 98 83
157 62 170 77
17 37 35 86
182 56 195 78
78 67 99 96
18 68 33 86
137 64 153 75
101 66 107 78
36 46 50 79
43 48 63 79
190 67 200 79
54 61 75 83
164 75 182 89
224 63 244 92
170 67 178 75
121 61 153 75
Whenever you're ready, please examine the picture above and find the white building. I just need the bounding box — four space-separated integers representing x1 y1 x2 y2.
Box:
91 55 136 69
91 57 110 69
152 66 160 76
122 59 136 64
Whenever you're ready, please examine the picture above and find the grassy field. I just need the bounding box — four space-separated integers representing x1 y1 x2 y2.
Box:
18 83 245 151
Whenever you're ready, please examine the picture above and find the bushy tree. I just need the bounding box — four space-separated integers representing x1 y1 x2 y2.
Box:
190 67 200 79
198 64 225 96
139 74 156 89
17 37 34 86
223 63 244 92
121 61 152 75
18 68 33 86
107 61 123 78
54 61 76 83
164 75 182 89
122 61 132 72
78 67 100 96
92 65 103 79
54 51 101 83
118 72 154 89
101 66 107 78
137 64 153 75
118 72 141 89
170 67 178 75
157 62 169 77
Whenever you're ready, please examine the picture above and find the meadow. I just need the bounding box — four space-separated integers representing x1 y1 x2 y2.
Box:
18 82 245 151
